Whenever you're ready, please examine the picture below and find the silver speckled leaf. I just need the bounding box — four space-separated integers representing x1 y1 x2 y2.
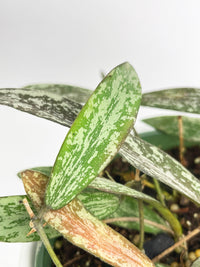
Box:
142 88 200 114
0 88 82 128
0 195 59 242
18 167 180 235
89 177 181 236
23 83 92 103
0 190 118 242
120 131 200 205
77 188 120 220
45 62 142 209
143 116 200 142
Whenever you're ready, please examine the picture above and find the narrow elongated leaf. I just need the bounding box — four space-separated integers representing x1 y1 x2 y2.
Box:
107 196 169 234
18 167 181 236
22 170 154 266
139 131 196 151
142 88 200 114
0 187 118 242
18 167 168 234
143 116 200 142
89 177 159 205
88 177 182 237
120 131 200 205
45 62 142 210
0 191 119 243
24 83 92 103
0 88 82 127
19 166 159 205
77 188 120 219
0 195 59 242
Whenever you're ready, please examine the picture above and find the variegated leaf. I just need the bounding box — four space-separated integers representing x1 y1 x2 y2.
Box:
23 83 92 103
119 131 200 205
22 170 154 266
45 62 142 210
89 177 159 205
18 167 181 236
142 88 200 114
77 188 120 219
18 167 169 234
106 196 169 234
143 116 200 142
89 177 182 237
0 88 82 128
0 189 119 243
0 195 59 242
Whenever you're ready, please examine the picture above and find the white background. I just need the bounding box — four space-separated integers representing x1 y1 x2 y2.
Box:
1 1 200 266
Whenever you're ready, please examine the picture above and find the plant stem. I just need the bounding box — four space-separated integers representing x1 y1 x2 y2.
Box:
34 219 63 267
152 202 182 240
138 199 144 250
178 116 186 166
153 178 166 207
134 169 145 250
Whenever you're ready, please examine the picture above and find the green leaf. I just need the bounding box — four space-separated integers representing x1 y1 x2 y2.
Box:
19 168 181 237
0 190 119 242
120 131 200 205
139 131 196 151
32 166 170 234
143 116 200 142
22 170 154 266
77 188 120 220
34 239 55 267
107 196 169 234
45 62 142 210
19 166 158 205
89 177 159 205
142 88 200 114
89 177 181 237
23 83 92 103
0 195 59 242
0 88 82 128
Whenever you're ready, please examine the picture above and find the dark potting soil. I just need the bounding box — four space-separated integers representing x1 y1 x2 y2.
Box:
52 145 200 267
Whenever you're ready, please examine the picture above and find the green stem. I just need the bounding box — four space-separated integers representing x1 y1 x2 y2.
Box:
152 201 182 240
34 220 63 267
153 178 166 207
138 199 144 250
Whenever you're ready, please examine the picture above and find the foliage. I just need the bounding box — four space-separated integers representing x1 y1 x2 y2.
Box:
1 62 200 266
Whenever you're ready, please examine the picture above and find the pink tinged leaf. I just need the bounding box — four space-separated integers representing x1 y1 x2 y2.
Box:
21 170 154 267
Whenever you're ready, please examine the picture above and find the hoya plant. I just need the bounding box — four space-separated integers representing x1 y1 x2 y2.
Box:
0 62 200 267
